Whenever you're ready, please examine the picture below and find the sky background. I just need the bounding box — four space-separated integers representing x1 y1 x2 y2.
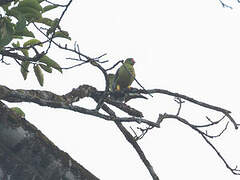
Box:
1 0 240 179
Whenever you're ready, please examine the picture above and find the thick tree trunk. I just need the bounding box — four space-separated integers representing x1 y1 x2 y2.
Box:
0 101 99 180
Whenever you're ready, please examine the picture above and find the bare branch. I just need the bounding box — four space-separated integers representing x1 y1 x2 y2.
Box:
174 97 185 116
105 60 123 71
202 122 229 138
136 126 154 140
218 0 233 9
159 113 240 175
0 85 158 127
131 88 239 129
45 0 73 54
194 115 226 128
45 0 68 7
61 61 88 70
130 126 138 139
114 120 159 180
0 49 45 63
91 93 160 179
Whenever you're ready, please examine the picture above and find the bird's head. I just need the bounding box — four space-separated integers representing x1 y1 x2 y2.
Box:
125 58 135 65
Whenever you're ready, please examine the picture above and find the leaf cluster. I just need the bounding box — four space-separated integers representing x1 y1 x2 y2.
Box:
0 0 71 86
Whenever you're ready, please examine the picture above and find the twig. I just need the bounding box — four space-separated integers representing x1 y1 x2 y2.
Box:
65 57 86 62
174 97 185 116
133 88 239 129
88 60 110 111
45 0 68 7
159 113 240 175
105 60 123 71
45 0 73 54
202 122 229 138
114 121 160 180
0 54 10 65
194 115 226 128
136 126 154 140
91 92 160 179
130 126 138 139
76 43 83 61
34 22 92 61
61 61 88 70
218 0 233 9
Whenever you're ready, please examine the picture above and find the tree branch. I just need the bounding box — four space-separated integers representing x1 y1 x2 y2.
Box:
1 82 239 178
0 85 157 127
158 113 240 175
0 49 45 63
96 101 160 180
130 88 239 129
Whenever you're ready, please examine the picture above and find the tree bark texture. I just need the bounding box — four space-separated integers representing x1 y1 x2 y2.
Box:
0 101 99 180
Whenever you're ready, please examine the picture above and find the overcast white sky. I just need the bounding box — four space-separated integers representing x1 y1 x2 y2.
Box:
2 0 240 179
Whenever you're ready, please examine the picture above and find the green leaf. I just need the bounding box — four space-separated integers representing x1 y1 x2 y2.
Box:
37 0 44 3
33 64 44 86
47 18 59 36
0 17 14 47
15 16 26 33
43 5 58 13
17 6 42 21
12 35 23 39
39 55 62 73
15 27 35 37
1 3 11 11
21 49 29 57
35 17 53 26
18 0 42 11
7 6 41 22
20 60 30 80
6 7 22 20
12 41 28 56
23 38 42 47
52 31 71 40
39 64 52 73
12 41 20 48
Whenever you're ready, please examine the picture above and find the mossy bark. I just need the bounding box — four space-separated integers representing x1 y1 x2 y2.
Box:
0 101 99 180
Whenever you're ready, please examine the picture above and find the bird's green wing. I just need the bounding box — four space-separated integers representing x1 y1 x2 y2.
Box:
124 63 135 86
113 67 120 90
113 63 135 90
107 73 115 91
